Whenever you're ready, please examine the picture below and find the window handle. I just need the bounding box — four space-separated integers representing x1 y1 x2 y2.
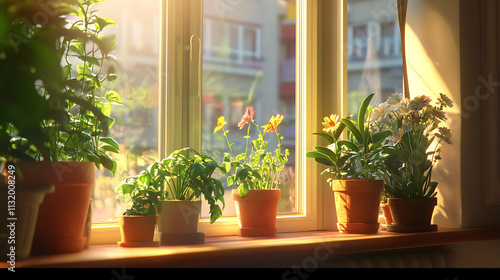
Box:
190 34 202 98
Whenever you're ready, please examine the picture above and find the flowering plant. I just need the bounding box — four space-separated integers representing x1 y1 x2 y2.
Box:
371 93 454 198
214 107 289 198
307 94 392 181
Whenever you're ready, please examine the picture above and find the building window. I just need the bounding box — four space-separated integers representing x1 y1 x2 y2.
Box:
347 0 403 113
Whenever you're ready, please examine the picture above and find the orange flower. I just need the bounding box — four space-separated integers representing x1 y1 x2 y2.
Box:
238 107 255 130
213 116 227 134
322 114 341 133
262 114 284 133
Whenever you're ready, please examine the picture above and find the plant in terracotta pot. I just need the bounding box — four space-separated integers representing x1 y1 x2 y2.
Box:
116 177 159 247
372 93 453 232
307 93 392 234
380 191 393 226
0 0 121 255
120 147 226 245
214 107 289 237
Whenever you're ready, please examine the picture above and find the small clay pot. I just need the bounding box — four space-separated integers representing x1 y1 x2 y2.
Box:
331 180 384 234
233 189 281 237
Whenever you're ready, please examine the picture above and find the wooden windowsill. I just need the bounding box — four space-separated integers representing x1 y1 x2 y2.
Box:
5 226 500 268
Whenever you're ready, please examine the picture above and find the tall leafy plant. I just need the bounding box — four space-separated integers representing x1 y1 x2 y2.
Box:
0 0 120 174
0 0 76 162
50 0 121 174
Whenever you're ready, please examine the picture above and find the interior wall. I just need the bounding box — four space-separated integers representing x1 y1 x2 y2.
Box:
405 0 462 228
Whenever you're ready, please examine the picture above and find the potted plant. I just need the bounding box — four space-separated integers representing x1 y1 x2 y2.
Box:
120 147 226 245
307 94 392 234
0 0 121 255
372 93 453 232
380 190 393 226
214 107 289 237
116 177 159 247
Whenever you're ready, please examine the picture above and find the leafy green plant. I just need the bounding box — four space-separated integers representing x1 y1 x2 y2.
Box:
0 0 120 175
370 93 454 198
117 148 227 223
0 0 77 162
214 108 289 198
307 93 391 181
116 177 158 216
49 0 120 174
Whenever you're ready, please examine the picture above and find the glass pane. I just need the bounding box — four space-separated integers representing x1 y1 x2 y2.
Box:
201 0 297 217
347 0 403 113
91 0 160 223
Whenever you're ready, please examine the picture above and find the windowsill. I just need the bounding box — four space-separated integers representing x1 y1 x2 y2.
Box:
6 226 500 268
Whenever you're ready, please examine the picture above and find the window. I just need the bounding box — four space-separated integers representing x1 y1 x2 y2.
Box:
91 0 322 242
346 0 403 114
200 0 298 218
91 0 160 223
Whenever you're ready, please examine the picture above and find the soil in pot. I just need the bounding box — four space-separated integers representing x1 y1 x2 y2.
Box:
387 197 438 232
232 189 281 237
331 180 383 234
16 161 96 255
118 215 159 247
157 200 205 245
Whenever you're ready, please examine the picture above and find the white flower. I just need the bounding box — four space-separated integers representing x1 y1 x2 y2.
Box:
387 93 404 110
370 102 391 123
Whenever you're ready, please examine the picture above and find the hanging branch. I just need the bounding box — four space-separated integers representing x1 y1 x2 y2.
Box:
397 0 410 99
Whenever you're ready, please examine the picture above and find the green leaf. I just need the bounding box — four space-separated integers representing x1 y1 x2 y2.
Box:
100 137 119 151
306 151 334 165
358 93 374 133
96 16 116 32
77 63 92 77
340 119 363 144
337 140 359 152
100 144 119 154
313 132 334 144
96 101 111 117
104 90 123 105
238 183 249 198
313 146 337 160
69 40 85 56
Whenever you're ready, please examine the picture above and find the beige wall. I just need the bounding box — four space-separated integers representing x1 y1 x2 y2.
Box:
406 0 463 228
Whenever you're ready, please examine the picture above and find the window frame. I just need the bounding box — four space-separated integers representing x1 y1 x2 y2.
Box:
90 0 346 244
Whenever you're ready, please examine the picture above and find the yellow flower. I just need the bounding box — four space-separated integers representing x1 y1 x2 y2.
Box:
322 114 341 133
213 116 227 134
262 114 284 133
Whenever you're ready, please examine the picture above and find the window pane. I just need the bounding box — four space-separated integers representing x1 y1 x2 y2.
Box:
92 0 160 223
347 0 403 113
201 0 297 217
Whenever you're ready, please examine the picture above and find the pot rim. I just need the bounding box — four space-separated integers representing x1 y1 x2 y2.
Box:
232 188 281 201
330 179 384 192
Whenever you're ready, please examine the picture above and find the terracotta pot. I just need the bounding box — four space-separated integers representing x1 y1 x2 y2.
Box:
387 197 438 232
118 215 159 247
157 200 205 245
380 203 393 225
15 161 96 255
0 178 54 261
331 180 383 234
233 189 281 237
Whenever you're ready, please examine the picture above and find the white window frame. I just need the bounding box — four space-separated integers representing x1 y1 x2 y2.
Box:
90 0 346 244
